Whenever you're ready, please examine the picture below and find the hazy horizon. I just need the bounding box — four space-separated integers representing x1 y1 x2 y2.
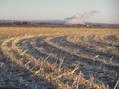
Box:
0 0 119 24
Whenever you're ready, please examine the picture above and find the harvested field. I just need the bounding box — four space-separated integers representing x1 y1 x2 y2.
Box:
0 27 119 89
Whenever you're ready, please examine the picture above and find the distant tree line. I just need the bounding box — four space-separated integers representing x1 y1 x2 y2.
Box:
0 21 32 26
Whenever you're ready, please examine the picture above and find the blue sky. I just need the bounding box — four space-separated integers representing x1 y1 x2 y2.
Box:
0 0 119 24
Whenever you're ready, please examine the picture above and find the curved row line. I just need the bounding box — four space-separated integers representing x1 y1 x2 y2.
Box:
22 36 119 87
63 36 119 63
1 36 69 89
67 36 119 56
0 38 37 88
12 34 119 88
45 36 119 68
9 35 107 89
26 36 116 72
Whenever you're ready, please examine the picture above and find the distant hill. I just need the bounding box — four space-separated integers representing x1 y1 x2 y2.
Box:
0 19 119 27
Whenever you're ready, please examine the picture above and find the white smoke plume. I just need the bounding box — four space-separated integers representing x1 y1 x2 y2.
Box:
65 10 99 25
